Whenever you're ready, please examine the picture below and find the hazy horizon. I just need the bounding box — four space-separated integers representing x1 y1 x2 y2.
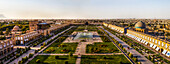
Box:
0 0 170 19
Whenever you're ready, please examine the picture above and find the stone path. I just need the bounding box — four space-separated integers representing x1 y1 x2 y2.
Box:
74 41 124 64
9 49 35 64
75 42 87 55
0 48 17 59
38 53 123 56
25 36 43 46
1 49 17 64
84 53 123 55
76 55 81 64
100 26 153 64
39 53 68 55
74 42 87 64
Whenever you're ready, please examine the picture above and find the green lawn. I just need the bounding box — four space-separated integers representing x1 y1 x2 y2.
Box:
28 55 77 64
86 42 120 53
43 43 78 53
81 55 131 64
75 26 97 31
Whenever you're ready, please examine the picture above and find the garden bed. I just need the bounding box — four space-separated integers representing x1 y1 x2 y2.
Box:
81 55 131 64
86 42 120 53
44 43 78 53
28 55 77 64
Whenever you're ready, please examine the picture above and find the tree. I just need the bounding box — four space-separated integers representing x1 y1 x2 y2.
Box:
29 53 33 58
0 61 3 64
55 56 59 59
43 42 46 46
89 47 92 53
28 46 31 50
18 61 22 64
138 62 141 64
5 28 10 35
129 53 133 58
36 59 40 63
120 61 123 64
22 57 26 62
65 61 68 64
134 57 138 62
0 30 3 35
151 58 154 62
25 56 28 61
69 52 73 59
148 56 151 60
127 52 130 55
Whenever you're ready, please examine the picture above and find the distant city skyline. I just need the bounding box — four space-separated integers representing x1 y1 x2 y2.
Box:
0 0 170 19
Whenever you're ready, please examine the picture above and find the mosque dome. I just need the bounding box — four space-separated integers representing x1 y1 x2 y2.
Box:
135 21 146 29
12 26 21 32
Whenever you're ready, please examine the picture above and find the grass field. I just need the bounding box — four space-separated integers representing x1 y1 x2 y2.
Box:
81 55 131 64
75 26 97 31
43 43 78 53
28 55 77 64
86 42 120 53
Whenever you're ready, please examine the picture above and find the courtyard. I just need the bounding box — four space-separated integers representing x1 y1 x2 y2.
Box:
26 25 132 64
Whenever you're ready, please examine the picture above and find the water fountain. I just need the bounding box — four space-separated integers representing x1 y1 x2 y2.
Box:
74 30 93 40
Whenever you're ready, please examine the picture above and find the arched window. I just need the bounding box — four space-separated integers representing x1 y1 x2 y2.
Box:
162 42 164 47
158 41 161 45
165 44 167 48
155 40 157 44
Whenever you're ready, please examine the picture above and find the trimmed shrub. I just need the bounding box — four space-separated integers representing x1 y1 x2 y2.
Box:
29 53 33 58
129 53 133 58
36 59 40 63
55 56 59 59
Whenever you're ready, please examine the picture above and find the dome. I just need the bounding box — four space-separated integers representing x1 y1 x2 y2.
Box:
135 21 146 29
12 26 21 31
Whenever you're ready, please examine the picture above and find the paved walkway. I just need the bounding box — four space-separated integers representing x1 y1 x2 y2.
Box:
98 27 135 64
38 53 123 56
9 49 35 64
74 42 89 64
125 35 168 64
75 42 87 55
76 55 81 64
25 36 43 46
24 26 73 64
101 26 153 64
39 53 68 55
0 48 17 59
126 35 170 61
0 49 17 63
84 53 123 55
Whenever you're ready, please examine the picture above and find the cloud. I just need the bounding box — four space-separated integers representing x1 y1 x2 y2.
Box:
0 14 6 18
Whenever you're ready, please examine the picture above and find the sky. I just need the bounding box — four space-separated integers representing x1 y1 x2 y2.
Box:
0 0 170 19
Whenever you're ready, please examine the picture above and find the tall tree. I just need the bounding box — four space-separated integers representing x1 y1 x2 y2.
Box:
5 28 10 35
69 52 73 59
0 30 3 35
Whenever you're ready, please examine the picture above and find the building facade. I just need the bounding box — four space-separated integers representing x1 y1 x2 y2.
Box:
103 22 170 57
0 39 15 56
29 21 39 31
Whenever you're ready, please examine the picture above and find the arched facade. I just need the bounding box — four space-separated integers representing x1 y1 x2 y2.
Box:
0 39 15 56
103 22 170 57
